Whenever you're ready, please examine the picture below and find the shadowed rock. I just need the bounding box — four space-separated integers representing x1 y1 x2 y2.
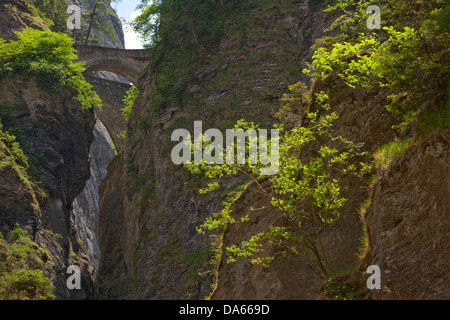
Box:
74 44 149 85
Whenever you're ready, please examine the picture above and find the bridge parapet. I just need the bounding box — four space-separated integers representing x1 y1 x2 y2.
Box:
74 44 149 85
85 75 132 103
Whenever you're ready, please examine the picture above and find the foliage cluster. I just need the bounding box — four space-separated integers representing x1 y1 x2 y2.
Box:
0 225 55 300
121 86 140 123
0 28 101 111
374 138 412 168
187 92 373 279
72 0 123 45
131 0 448 294
132 0 233 51
32 0 68 32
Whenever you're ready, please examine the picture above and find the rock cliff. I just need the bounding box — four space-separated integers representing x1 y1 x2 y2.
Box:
0 77 96 299
95 0 337 300
365 133 450 299
73 119 116 270
0 0 124 299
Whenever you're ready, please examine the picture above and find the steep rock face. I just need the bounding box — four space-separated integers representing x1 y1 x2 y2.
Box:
366 133 450 299
96 154 128 298
212 77 398 299
0 149 41 231
73 119 116 270
0 0 48 39
86 0 449 301
0 79 95 213
96 107 225 299
0 78 96 299
68 0 129 84
0 0 125 299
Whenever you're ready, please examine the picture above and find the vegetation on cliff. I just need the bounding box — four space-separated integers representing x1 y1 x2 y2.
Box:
0 28 101 110
71 0 124 46
121 86 140 123
130 0 308 126
307 0 449 133
0 225 55 300
0 2 108 300
0 106 44 214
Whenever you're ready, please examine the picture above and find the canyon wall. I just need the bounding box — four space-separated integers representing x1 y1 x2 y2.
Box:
95 0 336 299
0 0 124 299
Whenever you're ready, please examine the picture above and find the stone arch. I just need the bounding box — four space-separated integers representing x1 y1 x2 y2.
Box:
74 45 149 85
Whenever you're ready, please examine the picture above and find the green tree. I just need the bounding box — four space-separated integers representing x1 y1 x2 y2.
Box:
186 89 373 279
0 28 101 111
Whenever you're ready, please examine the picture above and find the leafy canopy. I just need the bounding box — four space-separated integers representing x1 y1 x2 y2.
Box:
121 86 140 123
132 0 229 48
0 28 101 111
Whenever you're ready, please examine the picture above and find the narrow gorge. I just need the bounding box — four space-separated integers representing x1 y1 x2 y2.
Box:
0 0 448 302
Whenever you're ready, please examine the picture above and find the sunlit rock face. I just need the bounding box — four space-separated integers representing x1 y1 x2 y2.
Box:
73 119 116 270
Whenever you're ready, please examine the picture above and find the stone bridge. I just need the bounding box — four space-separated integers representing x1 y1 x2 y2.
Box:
74 44 150 85
84 75 132 148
